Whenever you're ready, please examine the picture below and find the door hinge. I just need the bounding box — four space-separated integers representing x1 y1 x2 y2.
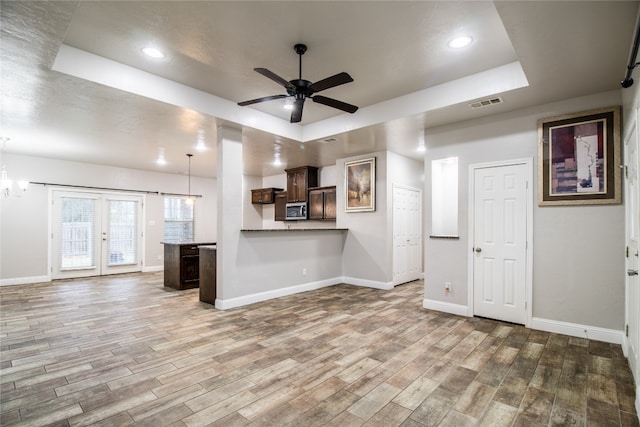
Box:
625 165 628 179
626 324 629 337
626 246 629 258
525 301 527 310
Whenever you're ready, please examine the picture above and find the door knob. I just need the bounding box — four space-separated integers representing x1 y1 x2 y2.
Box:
475 247 482 253
628 269 639 276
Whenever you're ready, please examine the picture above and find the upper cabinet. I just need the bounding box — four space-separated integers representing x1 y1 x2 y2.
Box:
308 186 337 220
285 166 318 203
251 187 283 204
274 191 287 221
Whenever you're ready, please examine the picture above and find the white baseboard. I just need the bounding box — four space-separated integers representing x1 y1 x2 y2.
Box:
530 317 624 345
0 275 50 287
342 276 394 290
142 265 163 273
422 298 469 317
215 277 341 310
419 301 624 346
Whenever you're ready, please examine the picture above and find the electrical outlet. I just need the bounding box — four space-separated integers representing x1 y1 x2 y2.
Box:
302 267 307 276
445 282 452 292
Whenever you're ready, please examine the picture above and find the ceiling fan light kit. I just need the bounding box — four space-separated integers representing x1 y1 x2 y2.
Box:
238 43 358 123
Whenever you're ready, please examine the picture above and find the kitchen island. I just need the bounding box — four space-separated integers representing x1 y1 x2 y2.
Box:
162 242 216 290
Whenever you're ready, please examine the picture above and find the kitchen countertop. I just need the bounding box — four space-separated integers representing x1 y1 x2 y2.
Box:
161 241 216 245
241 229 348 232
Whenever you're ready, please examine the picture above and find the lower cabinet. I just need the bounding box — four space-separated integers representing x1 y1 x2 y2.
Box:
308 186 336 220
199 246 217 304
163 243 215 290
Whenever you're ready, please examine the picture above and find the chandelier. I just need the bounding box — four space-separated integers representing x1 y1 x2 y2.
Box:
1 137 29 198
1 165 29 198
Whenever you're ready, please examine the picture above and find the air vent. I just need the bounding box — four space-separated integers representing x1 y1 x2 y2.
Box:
469 97 503 109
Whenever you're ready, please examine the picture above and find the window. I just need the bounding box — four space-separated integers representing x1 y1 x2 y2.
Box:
164 197 194 243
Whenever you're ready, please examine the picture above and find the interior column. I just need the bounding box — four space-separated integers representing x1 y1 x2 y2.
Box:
215 126 243 305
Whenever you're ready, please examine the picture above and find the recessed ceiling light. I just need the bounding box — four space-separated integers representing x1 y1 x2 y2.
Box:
142 46 166 59
448 36 473 49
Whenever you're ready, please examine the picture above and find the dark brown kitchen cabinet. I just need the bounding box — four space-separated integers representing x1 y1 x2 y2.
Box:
308 186 337 220
199 245 217 305
285 166 318 203
251 187 283 204
274 191 287 221
163 242 215 290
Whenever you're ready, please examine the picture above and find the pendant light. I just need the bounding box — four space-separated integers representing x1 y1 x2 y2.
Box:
185 153 194 205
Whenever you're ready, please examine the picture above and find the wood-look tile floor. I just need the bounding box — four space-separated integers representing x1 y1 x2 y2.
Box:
1 273 637 427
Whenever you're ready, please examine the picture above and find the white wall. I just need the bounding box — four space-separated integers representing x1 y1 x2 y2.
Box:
217 129 346 305
424 90 625 331
0 153 217 283
337 151 424 287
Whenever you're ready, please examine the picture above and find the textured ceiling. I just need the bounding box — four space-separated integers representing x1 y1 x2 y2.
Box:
0 1 638 178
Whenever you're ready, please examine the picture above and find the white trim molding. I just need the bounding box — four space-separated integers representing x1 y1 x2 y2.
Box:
214 276 395 310
342 276 394 290
142 265 164 273
422 298 469 317
530 317 624 345
0 275 50 286
419 299 625 346
215 278 341 310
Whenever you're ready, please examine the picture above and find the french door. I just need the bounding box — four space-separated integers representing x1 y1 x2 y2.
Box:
52 191 143 279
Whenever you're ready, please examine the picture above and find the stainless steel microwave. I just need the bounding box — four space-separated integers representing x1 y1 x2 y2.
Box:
285 202 307 220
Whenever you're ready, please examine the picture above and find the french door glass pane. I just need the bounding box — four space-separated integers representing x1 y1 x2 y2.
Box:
108 200 137 265
61 197 96 269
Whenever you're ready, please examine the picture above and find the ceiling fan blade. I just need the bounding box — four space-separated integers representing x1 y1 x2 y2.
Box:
290 98 305 123
312 95 358 114
254 68 296 91
237 94 287 106
309 72 353 93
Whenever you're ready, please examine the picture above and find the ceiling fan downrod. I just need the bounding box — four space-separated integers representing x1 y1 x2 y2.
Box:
294 43 307 80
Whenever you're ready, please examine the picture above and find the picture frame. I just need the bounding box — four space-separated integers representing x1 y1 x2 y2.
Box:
345 157 375 212
537 106 621 206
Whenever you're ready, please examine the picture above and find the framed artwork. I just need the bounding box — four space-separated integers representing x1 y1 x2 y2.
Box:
538 106 621 206
345 157 375 212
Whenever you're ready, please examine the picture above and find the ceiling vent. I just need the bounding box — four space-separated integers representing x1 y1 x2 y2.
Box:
469 97 503 109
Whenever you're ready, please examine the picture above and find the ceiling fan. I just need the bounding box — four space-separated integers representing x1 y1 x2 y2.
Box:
237 43 358 123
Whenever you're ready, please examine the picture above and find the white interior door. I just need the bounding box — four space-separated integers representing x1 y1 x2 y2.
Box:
393 184 422 285
624 114 639 391
472 163 528 325
52 191 143 279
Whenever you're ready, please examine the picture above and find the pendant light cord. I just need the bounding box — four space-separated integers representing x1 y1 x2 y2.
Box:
187 153 193 200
